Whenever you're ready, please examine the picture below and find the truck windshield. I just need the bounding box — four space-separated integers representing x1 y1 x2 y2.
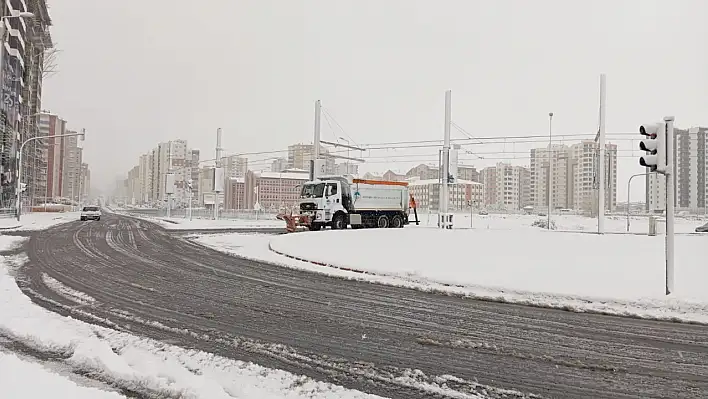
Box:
300 183 325 198
83 206 99 212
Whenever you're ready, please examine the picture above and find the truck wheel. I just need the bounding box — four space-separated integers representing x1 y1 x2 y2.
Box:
390 215 403 228
332 214 346 230
376 215 389 228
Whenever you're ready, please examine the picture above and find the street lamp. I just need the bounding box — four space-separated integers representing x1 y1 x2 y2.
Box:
16 131 85 221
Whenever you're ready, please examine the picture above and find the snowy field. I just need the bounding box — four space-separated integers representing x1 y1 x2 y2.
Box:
194 213 708 324
0 240 382 398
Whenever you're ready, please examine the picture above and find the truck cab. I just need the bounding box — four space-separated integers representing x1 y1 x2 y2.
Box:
298 176 352 230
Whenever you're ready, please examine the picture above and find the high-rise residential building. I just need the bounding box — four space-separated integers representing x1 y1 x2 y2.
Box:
138 153 151 204
81 163 91 200
676 127 707 211
530 142 617 213
61 133 82 203
570 141 618 213
40 112 66 201
530 144 573 210
481 163 531 211
0 2 53 208
287 143 335 174
271 157 288 173
189 149 200 188
648 126 707 212
221 155 248 178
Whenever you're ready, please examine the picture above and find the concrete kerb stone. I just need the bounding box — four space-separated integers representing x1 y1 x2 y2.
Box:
266 238 468 289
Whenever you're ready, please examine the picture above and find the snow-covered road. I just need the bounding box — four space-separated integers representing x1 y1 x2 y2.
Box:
10 212 708 398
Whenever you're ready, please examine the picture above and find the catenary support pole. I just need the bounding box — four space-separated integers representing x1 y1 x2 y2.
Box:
441 90 452 229
598 74 606 234
548 112 553 229
214 128 222 220
313 100 321 180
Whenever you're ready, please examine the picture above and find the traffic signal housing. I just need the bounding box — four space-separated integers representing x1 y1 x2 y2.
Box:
639 122 666 173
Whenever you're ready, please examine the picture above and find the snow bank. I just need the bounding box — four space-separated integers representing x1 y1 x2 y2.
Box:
0 352 126 398
10 212 81 231
194 226 708 324
0 237 383 399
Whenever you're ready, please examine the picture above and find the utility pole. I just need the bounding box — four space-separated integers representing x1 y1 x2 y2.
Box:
214 128 223 220
598 74 607 234
312 100 321 180
547 112 553 229
440 90 452 229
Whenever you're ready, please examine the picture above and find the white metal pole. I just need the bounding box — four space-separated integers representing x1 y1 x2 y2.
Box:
214 128 222 221
598 74 607 234
548 112 553 229
313 100 321 179
441 90 451 229
664 116 675 295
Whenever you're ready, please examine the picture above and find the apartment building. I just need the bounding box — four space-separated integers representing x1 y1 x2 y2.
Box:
221 155 247 178
530 145 573 210
407 179 484 211
271 157 288 173
81 163 90 200
224 170 309 211
481 163 530 211
287 143 335 174
0 1 53 209
648 126 707 212
189 149 200 187
40 113 65 200
570 141 618 213
61 133 82 203
676 127 707 211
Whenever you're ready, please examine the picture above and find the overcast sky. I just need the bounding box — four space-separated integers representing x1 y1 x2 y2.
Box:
43 0 707 199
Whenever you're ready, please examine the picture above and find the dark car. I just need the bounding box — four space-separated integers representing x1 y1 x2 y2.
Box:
696 222 708 233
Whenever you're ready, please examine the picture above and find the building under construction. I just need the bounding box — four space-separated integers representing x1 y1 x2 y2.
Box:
0 0 52 210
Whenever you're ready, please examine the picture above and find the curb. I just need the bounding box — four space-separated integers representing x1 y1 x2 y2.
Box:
267 241 377 276
267 240 467 289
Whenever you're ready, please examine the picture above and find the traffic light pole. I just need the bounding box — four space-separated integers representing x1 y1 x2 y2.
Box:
664 116 675 295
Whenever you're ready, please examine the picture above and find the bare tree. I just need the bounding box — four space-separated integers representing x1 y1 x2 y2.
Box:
42 46 60 79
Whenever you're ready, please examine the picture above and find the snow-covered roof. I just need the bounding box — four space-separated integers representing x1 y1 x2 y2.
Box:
228 177 245 183
407 179 483 186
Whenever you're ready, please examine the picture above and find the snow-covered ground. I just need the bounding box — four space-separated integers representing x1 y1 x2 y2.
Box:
115 210 285 230
0 239 383 398
0 212 80 231
193 214 708 324
412 211 702 234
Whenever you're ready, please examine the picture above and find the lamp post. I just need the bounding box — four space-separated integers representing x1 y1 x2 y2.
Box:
16 131 85 221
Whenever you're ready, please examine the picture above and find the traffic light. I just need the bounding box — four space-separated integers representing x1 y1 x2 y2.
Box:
639 122 666 173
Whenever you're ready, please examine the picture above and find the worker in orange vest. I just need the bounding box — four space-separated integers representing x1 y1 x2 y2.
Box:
409 194 419 225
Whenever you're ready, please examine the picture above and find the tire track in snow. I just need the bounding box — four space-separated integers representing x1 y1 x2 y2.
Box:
14 213 708 399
